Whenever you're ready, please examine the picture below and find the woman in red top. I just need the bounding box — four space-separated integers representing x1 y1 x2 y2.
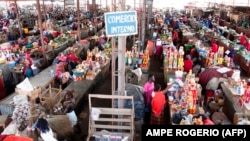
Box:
150 83 173 125
211 41 219 53
172 29 179 47
183 54 193 73
246 39 250 51
240 32 246 45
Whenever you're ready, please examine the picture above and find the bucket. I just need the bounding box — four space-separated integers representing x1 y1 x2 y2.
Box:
24 28 29 34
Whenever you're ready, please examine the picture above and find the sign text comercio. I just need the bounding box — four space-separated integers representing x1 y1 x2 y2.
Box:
104 11 138 36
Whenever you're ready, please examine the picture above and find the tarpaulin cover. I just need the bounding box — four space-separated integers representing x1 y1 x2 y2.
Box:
198 68 234 90
115 84 145 120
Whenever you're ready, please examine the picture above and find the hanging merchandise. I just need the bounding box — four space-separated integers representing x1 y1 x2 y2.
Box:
141 49 149 69
163 45 185 71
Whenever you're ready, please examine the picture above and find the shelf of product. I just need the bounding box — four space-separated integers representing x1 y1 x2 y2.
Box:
169 71 203 125
125 45 150 71
163 45 184 72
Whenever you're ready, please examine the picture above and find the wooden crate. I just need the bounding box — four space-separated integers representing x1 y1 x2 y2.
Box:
87 94 134 141
39 85 62 112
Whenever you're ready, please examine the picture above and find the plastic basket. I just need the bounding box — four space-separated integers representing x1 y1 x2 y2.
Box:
9 61 16 69
3 135 33 141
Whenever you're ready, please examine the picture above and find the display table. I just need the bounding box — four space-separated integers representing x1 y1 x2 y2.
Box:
0 65 55 115
236 26 250 38
100 59 111 80
63 59 110 115
221 82 243 123
217 40 229 51
234 53 250 76
0 58 110 116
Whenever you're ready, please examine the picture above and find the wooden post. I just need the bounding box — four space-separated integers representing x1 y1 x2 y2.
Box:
43 0 47 30
64 0 66 22
36 0 47 66
106 0 107 11
77 0 81 42
14 0 22 38
133 0 135 44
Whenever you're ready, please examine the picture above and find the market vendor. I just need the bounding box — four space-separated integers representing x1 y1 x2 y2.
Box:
53 90 77 127
30 54 43 75
155 38 162 58
150 83 173 125
35 118 58 141
23 54 34 78
172 29 179 47
194 114 214 125
240 32 247 46
55 59 72 89
152 29 158 40
7 32 15 41
143 74 155 123
183 54 193 73
245 39 250 51
211 41 219 53
198 67 234 96
67 50 80 73
17 37 25 47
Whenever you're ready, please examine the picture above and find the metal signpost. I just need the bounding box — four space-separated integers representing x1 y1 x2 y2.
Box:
104 10 138 109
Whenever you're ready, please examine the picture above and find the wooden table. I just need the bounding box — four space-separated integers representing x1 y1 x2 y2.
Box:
221 82 243 123
0 64 56 115
234 53 250 76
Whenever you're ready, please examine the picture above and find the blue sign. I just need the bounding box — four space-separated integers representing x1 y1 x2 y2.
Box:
104 11 138 36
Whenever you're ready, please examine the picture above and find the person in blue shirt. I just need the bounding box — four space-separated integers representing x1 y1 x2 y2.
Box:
7 32 15 41
175 20 180 29
205 19 210 28
165 15 170 25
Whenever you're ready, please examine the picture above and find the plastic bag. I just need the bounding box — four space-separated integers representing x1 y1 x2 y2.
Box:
16 78 34 91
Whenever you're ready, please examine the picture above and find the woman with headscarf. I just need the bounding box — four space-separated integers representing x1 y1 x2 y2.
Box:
23 54 34 78
55 56 72 89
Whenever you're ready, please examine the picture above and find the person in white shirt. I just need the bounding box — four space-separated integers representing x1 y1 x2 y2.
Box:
155 38 162 58
35 118 58 141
